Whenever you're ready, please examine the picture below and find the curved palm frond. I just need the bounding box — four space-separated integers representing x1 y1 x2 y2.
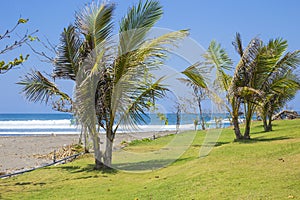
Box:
119 0 162 52
229 36 261 95
203 40 233 91
181 62 207 88
253 38 288 88
137 29 189 68
18 70 71 104
115 76 169 131
54 25 82 80
232 32 243 57
115 29 189 83
115 0 163 83
265 50 300 85
75 1 115 48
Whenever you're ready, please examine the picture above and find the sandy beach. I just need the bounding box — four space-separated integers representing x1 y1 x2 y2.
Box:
0 131 175 174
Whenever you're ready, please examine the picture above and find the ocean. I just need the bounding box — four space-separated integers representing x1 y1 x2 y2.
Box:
0 113 233 136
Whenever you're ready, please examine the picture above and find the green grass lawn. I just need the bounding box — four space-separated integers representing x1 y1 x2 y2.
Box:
1 120 300 199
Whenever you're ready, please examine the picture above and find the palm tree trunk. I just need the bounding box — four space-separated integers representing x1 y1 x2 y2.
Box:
267 113 273 131
262 115 268 132
84 126 89 153
232 115 242 139
197 97 205 130
244 119 251 139
243 103 252 139
104 137 113 167
104 127 114 168
92 133 104 170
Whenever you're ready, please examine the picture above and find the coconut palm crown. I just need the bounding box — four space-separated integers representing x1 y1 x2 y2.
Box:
18 0 189 168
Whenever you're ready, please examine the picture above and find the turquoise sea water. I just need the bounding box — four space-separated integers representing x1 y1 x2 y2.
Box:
0 112 269 136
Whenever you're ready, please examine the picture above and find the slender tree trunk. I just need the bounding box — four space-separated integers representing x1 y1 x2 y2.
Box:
176 108 181 134
243 103 252 139
231 97 242 140
79 128 83 144
262 115 268 132
84 126 89 153
232 115 242 139
92 133 104 170
197 98 205 130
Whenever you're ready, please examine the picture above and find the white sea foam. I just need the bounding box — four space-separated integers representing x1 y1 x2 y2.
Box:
0 121 195 135
0 120 76 129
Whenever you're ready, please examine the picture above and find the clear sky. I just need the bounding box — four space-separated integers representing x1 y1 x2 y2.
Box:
0 0 299 113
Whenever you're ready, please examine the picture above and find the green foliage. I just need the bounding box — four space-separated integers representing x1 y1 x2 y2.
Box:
0 17 37 74
0 54 29 72
129 138 152 146
201 34 300 138
18 70 71 104
18 18 29 24
18 0 188 167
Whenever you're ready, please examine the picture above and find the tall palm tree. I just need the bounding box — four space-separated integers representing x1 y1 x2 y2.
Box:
18 0 189 169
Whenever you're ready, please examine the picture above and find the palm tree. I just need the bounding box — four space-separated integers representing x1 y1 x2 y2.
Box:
200 39 251 139
238 38 300 138
180 63 208 130
18 0 189 169
258 70 300 132
196 34 300 140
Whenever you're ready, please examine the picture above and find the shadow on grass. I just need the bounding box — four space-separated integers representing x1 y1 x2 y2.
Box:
235 136 291 144
112 157 191 171
15 182 32 185
56 165 118 175
193 141 230 148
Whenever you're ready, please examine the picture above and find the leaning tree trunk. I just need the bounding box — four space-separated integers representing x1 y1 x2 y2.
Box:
231 97 243 140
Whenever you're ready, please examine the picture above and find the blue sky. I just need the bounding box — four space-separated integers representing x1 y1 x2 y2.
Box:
0 0 299 113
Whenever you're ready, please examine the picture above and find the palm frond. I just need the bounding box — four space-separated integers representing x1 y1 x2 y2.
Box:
115 29 189 83
203 40 233 71
203 40 233 91
232 32 243 57
229 37 261 95
181 62 207 88
18 70 71 104
75 1 115 48
119 0 162 54
54 25 82 80
115 76 169 131
74 68 100 135
137 29 189 67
